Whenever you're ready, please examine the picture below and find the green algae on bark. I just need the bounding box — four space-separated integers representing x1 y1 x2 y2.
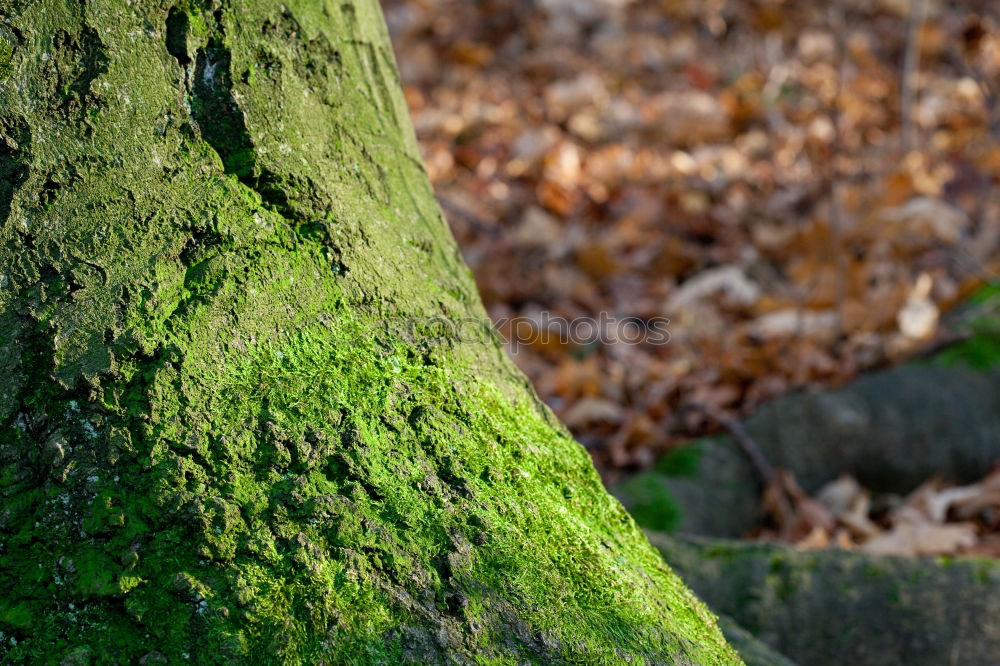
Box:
0 0 739 662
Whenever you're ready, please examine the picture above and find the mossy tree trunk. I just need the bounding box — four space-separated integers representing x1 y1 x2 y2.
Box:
0 0 737 662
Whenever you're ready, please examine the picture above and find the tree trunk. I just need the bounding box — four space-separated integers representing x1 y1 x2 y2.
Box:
0 1 736 662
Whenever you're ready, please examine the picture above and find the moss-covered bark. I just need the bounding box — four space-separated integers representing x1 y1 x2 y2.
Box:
0 0 738 662
652 533 1000 666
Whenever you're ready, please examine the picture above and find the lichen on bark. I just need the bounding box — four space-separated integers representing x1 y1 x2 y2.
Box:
0 0 738 663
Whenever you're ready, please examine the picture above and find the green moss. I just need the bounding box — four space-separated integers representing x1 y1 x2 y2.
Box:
655 442 704 478
188 11 209 38
703 543 741 561
934 283 1000 369
0 0 738 663
974 561 996 584
613 473 683 532
863 564 890 578
3 306 737 662
0 32 12 81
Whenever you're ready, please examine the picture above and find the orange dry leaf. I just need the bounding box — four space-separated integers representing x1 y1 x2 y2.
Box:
385 0 999 483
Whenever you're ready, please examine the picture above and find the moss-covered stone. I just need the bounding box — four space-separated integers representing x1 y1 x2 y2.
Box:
651 532 1000 666
0 0 738 662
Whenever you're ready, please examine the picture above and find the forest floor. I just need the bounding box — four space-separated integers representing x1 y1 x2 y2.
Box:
383 0 1000 555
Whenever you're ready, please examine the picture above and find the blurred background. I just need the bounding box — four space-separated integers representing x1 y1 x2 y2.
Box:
379 5 1000 655
380 0 1000 485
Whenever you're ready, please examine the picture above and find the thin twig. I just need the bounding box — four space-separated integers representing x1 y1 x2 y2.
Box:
947 42 1000 137
826 6 849 340
900 0 927 155
946 41 1000 282
684 400 777 486
683 400 799 531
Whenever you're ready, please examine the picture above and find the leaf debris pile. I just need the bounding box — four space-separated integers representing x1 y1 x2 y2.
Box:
384 0 1000 479
779 465 1000 557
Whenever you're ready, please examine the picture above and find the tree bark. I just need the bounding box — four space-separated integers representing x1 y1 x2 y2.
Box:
0 1 737 662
